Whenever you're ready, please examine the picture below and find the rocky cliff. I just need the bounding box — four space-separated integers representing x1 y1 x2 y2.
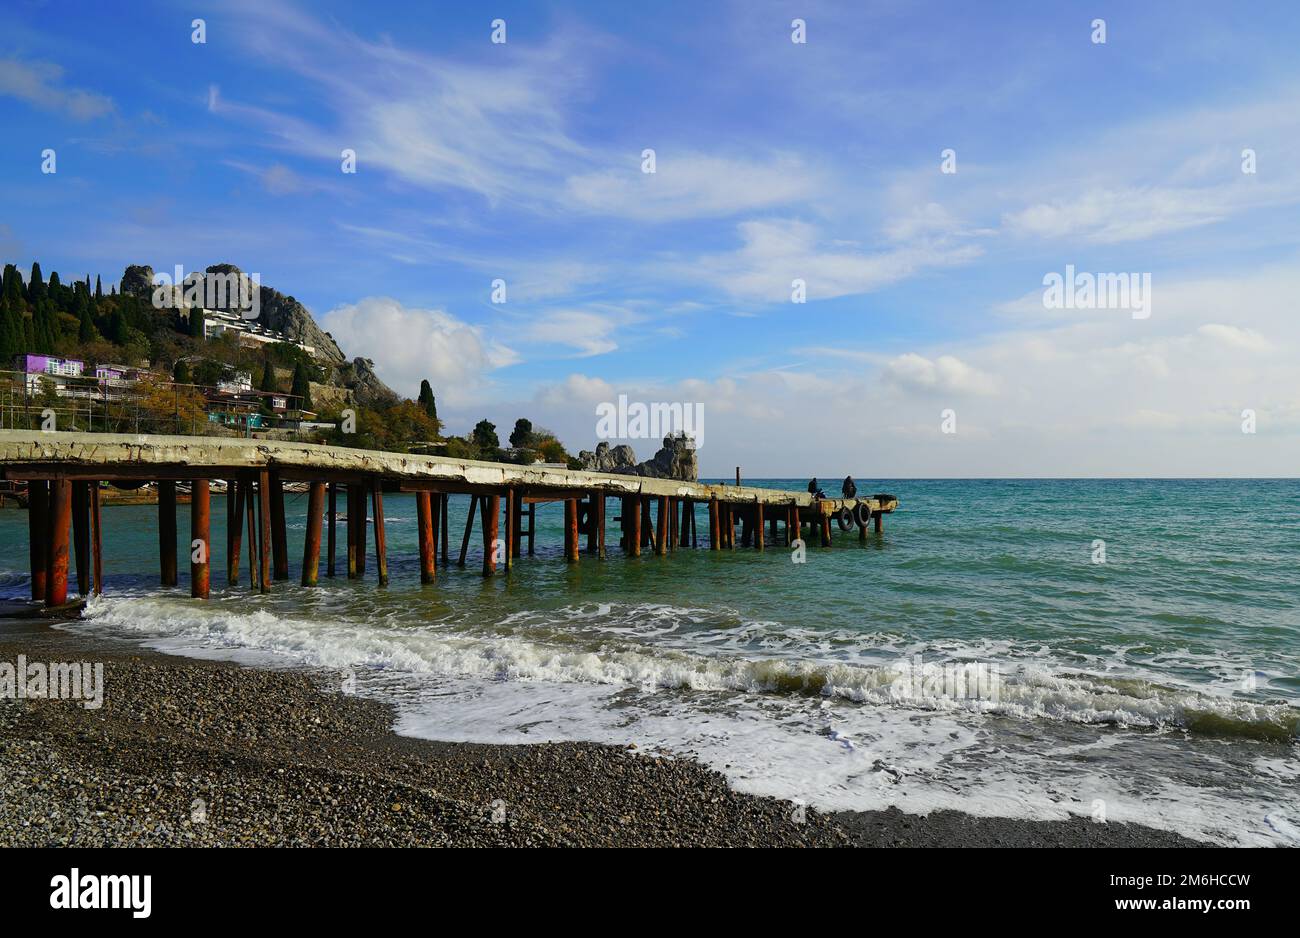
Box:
578 433 698 482
120 261 397 406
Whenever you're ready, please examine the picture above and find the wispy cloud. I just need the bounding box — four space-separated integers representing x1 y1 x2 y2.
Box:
0 57 114 120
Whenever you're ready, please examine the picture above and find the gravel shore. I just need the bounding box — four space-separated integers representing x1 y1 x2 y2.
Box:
0 620 1206 848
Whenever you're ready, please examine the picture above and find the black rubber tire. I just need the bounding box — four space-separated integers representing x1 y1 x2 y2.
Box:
855 502 873 528
837 507 854 531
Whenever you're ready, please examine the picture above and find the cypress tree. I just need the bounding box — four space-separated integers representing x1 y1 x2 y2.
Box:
95 275 103 300
259 360 279 393
189 306 205 338
290 360 313 411
418 379 437 420
28 262 45 301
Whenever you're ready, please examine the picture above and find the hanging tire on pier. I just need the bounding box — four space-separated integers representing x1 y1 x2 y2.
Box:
837 506 854 531
854 502 873 528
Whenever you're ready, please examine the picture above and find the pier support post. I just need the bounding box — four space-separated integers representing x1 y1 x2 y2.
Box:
526 502 536 555
28 480 49 601
227 479 243 586
874 510 882 534
371 479 388 586
586 491 600 554
655 496 669 555
596 494 606 558
158 480 177 587
243 478 259 590
628 495 642 557
72 481 90 595
788 505 799 545
564 498 580 563
708 496 719 550
458 494 478 567
191 479 210 599
504 488 515 572
258 470 272 592
725 502 736 550
755 502 765 551
270 471 288 581
481 493 500 576
640 497 653 552
416 492 435 583
820 513 831 547
441 494 451 563
46 478 71 607
326 482 337 577
668 498 678 550
90 482 102 595
302 481 326 587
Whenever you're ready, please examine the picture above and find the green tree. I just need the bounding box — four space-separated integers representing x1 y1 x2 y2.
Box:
471 419 499 456
173 360 192 384
417 379 438 420
259 360 279 393
28 263 45 301
94 275 103 300
189 307 204 338
290 360 313 411
509 418 533 448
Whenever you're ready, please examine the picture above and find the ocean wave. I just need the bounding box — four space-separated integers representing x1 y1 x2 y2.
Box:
74 595 1299 741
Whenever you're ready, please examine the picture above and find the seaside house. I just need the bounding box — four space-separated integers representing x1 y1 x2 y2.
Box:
13 353 85 395
187 307 316 356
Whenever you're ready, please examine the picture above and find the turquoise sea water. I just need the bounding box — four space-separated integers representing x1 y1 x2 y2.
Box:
2 478 1297 844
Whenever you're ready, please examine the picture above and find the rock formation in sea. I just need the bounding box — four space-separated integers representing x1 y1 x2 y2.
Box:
578 433 699 482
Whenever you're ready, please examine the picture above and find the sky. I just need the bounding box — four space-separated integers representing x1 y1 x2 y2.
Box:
2 0 1300 476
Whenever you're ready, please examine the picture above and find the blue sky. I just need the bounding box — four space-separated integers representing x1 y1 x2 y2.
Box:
3 0 1300 475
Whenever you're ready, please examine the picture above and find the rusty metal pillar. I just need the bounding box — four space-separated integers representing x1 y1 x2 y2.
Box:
258 470 272 592
158 480 178 586
90 483 102 595
416 491 436 583
191 479 210 599
46 478 72 607
564 498 580 563
371 479 388 586
270 471 288 581
28 480 49 601
302 481 326 586
227 479 243 586
481 493 500 576
326 482 337 577
72 481 90 596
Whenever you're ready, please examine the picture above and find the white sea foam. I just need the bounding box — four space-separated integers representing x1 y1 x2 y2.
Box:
68 594 1300 846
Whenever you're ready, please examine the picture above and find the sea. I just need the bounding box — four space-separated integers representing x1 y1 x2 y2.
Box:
3 478 1296 846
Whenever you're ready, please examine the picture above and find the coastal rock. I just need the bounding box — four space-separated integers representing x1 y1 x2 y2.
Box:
339 357 399 409
202 263 347 365
120 265 155 297
579 433 698 481
578 441 638 473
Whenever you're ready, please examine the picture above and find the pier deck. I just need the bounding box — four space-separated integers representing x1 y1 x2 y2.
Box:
0 430 898 605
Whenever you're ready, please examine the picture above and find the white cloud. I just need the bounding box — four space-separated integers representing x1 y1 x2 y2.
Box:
0 58 114 120
683 218 982 302
882 353 997 397
1196 323 1270 353
320 297 516 403
516 309 626 357
565 152 818 221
